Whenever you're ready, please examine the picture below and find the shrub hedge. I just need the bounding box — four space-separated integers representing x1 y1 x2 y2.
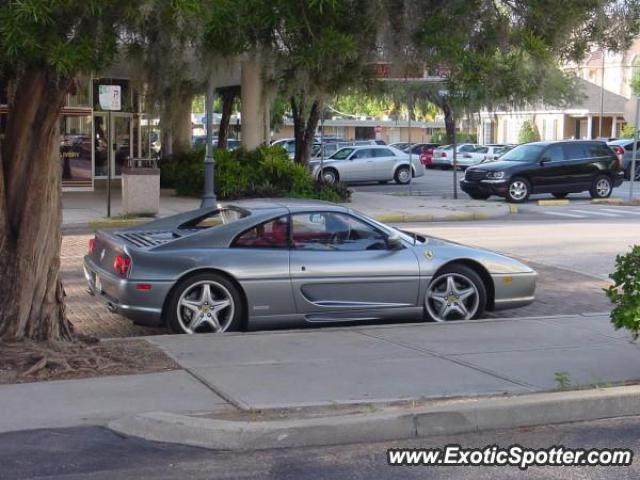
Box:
606 245 640 340
160 145 350 203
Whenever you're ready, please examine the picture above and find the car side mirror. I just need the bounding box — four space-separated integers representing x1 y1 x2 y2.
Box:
540 157 550 165
386 233 402 249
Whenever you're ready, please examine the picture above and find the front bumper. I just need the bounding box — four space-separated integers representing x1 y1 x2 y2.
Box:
83 256 171 326
460 178 510 196
491 271 537 310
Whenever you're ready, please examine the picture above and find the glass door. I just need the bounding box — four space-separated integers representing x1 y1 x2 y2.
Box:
93 113 133 178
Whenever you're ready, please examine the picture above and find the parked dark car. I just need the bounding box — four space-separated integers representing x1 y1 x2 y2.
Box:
460 140 624 203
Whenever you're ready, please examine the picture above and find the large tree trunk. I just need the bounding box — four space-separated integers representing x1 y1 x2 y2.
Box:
170 92 193 156
217 86 240 149
290 94 320 166
0 71 74 341
442 101 456 145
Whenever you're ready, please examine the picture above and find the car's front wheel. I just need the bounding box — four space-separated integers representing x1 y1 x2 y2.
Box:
166 272 244 334
506 177 530 203
394 166 411 184
425 264 487 322
590 175 612 199
319 168 339 185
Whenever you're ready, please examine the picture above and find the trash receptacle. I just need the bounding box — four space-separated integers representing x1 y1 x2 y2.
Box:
121 158 160 216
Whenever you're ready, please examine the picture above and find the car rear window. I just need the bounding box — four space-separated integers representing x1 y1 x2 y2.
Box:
588 144 615 158
178 208 248 230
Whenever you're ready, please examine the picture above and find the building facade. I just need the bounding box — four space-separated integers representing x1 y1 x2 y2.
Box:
478 78 628 144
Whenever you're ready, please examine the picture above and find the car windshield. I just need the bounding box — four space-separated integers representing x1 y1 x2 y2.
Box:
499 144 545 162
330 148 355 160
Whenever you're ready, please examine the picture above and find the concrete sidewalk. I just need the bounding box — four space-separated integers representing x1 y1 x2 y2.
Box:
2 313 638 436
62 188 512 230
147 313 638 410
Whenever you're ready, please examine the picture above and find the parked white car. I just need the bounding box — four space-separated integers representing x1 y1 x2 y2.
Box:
431 144 480 168
310 145 424 185
478 144 511 163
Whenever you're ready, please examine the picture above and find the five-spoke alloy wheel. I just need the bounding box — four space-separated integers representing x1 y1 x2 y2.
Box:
166 273 243 334
425 265 486 322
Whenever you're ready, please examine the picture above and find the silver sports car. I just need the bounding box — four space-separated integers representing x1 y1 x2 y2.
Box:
83 199 536 334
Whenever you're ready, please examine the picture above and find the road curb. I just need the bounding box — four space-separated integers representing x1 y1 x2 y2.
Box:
373 208 511 223
591 197 628 205
108 385 640 451
537 199 570 206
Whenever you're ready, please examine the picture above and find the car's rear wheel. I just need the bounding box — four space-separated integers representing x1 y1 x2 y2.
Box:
425 265 487 322
590 175 612 199
506 177 530 203
319 168 339 185
395 166 411 184
552 192 568 199
166 272 244 334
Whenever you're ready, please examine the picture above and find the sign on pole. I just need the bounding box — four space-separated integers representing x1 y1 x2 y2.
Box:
98 85 122 111
98 85 121 217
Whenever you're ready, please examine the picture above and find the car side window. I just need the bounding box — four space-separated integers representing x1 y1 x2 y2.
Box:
351 149 371 159
475 147 489 154
562 143 588 160
623 142 640 151
232 216 289 249
459 145 475 152
373 148 394 158
291 212 389 251
544 145 565 161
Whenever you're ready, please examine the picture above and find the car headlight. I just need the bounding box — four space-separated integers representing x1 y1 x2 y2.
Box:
486 171 505 179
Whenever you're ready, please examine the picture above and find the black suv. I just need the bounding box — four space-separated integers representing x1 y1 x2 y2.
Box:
460 140 624 203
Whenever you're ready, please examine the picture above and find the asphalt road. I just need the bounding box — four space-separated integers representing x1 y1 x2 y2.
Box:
1 417 638 479
400 215 640 280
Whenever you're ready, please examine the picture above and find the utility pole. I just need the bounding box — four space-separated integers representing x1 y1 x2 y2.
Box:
201 77 217 208
630 96 639 201
598 49 605 139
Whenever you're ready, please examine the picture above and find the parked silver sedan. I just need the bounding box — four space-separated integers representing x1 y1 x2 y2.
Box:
83 199 536 334
309 145 424 185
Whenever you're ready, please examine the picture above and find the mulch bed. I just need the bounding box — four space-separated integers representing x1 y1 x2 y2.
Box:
0 336 179 385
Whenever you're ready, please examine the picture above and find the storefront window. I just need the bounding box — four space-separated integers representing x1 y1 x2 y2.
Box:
60 115 93 187
67 76 91 108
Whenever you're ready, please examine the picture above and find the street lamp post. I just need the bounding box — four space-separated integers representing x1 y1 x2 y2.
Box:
201 78 217 208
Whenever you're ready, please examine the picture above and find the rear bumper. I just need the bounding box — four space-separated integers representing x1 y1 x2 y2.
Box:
431 157 451 167
613 172 624 187
83 256 171 326
460 179 509 196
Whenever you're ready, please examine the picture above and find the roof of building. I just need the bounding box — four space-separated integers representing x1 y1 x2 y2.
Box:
566 78 628 114
482 78 628 115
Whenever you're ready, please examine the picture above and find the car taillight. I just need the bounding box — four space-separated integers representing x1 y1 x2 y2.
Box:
612 146 624 168
88 238 96 254
113 254 132 277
